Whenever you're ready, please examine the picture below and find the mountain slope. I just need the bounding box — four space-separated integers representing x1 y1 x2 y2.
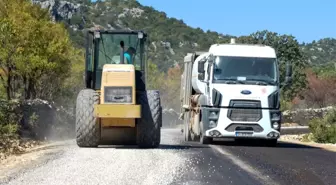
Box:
32 0 234 71
32 0 335 70
301 38 336 65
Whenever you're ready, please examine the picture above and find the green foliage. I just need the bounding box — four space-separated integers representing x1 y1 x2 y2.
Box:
0 0 83 101
0 123 18 137
301 38 336 65
0 99 21 138
147 60 165 90
280 99 293 111
28 112 39 131
0 0 84 140
312 62 336 78
308 109 336 144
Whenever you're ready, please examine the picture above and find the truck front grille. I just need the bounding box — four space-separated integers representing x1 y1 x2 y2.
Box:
225 123 264 132
227 100 262 122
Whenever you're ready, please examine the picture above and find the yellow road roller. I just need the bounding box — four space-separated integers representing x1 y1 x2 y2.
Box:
76 29 162 148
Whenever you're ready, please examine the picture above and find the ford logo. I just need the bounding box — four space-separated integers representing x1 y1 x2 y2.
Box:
241 90 251 95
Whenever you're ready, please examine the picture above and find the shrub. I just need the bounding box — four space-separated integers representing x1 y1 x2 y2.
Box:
280 99 293 112
308 109 336 144
0 99 21 137
303 69 336 108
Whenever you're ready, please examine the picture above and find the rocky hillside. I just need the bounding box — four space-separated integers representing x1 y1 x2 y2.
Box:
31 0 233 71
32 0 336 71
32 0 335 71
301 38 336 65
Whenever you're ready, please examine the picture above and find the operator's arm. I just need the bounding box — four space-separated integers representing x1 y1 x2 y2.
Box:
124 53 131 64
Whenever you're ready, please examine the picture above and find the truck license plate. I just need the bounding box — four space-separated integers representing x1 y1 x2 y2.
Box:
235 132 253 137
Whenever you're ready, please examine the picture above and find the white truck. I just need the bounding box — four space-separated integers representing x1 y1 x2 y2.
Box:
179 39 293 146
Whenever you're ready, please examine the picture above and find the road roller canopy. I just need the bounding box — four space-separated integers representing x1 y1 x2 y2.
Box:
85 30 148 89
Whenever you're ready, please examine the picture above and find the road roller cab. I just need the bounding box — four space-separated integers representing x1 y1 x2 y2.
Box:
76 29 162 148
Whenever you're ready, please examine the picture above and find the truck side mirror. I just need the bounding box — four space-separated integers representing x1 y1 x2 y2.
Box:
198 60 205 73
281 62 293 88
198 60 206 81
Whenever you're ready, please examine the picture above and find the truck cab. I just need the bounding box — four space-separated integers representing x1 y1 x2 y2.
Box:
180 39 292 146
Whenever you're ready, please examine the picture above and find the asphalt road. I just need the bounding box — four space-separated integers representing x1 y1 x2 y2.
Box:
0 129 335 185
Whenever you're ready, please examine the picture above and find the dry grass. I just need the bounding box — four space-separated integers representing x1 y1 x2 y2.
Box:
0 136 44 161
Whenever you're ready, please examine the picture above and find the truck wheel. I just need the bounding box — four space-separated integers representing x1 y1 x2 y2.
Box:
200 133 212 144
76 89 101 147
136 90 162 148
200 121 212 144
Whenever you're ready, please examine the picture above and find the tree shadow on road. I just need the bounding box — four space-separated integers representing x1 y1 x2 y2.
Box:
211 139 327 150
97 144 210 150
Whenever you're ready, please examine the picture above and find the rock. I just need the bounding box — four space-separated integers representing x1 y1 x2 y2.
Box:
160 41 175 55
118 8 144 18
32 0 81 22
11 98 76 141
282 106 335 125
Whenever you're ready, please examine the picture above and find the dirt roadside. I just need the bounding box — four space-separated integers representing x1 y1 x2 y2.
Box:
0 140 69 182
280 134 336 152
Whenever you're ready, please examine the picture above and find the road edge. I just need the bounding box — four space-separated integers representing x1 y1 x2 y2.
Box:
0 140 71 183
279 138 336 152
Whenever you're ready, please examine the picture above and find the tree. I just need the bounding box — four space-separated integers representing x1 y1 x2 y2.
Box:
0 0 83 101
164 65 182 110
237 30 308 101
147 61 165 90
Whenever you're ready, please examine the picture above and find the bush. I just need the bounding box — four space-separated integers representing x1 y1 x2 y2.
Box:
0 123 18 138
303 69 336 108
280 99 293 112
0 99 21 136
308 109 336 144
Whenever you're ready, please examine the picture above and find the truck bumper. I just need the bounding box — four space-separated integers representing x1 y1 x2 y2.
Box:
94 104 141 118
201 107 281 140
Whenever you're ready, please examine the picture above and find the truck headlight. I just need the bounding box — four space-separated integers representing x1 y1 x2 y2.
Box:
206 109 220 129
269 110 282 130
104 86 132 103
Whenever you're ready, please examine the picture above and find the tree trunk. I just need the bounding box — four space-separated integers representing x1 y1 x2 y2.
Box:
27 78 36 99
6 68 11 100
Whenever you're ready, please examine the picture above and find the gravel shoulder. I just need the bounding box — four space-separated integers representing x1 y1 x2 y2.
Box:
0 130 190 185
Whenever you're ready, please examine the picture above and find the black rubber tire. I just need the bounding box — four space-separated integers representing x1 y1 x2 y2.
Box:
184 111 192 142
76 89 101 147
199 121 212 144
200 134 212 144
136 90 162 148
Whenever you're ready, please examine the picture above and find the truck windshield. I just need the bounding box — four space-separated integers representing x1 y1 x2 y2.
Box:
213 56 278 85
97 33 142 70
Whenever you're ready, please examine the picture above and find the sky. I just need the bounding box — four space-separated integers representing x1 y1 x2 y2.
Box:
91 0 336 43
